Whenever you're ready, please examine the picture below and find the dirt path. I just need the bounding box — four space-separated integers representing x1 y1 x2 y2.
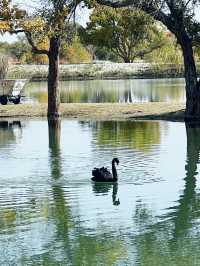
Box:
0 103 185 121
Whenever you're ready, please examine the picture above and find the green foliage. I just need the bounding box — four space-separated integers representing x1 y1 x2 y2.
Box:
60 37 92 64
94 121 161 152
93 46 120 62
0 38 49 64
0 34 92 64
194 46 200 61
0 0 77 58
80 6 165 63
0 0 25 32
145 33 183 65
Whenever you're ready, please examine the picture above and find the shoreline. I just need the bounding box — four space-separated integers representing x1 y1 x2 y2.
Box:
8 63 198 81
0 103 185 121
6 61 200 81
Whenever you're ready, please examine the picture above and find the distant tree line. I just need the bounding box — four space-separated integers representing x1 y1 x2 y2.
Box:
1 0 200 119
1 9 199 65
0 35 92 64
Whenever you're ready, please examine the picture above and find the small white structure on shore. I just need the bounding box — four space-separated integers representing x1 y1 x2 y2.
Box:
0 79 27 105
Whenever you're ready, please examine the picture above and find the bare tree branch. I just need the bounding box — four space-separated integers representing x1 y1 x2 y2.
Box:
132 42 165 59
25 32 49 55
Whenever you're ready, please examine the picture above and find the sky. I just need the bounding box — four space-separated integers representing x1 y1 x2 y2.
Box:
0 1 200 43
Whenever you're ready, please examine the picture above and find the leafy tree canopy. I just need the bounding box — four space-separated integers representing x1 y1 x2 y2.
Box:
94 0 200 47
0 0 80 117
0 0 77 55
80 5 165 63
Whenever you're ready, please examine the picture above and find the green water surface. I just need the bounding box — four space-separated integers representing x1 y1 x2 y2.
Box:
0 119 199 265
24 78 185 103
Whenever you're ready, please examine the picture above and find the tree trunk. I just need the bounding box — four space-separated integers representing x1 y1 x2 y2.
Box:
123 57 131 63
179 35 200 121
48 37 60 118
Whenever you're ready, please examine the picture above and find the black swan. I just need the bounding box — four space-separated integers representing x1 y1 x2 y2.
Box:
91 158 119 182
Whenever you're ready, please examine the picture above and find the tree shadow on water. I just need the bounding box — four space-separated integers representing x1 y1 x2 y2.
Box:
133 122 200 266
48 118 62 180
47 119 126 265
170 122 200 239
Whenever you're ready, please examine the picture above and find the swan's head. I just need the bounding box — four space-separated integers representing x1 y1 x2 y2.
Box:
113 158 119 165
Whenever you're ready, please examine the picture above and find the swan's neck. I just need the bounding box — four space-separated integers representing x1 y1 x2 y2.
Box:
112 161 118 181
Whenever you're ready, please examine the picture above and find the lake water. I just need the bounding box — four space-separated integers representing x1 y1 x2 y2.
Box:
24 78 186 103
0 119 200 265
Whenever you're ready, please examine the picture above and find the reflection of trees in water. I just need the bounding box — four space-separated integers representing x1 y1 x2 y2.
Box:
47 118 126 265
134 122 200 265
0 121 23 238
60 88 118 103
168 122 200 239
26 79 185 103
30 91 48 103
48 118 62 179
31 86 185 103
83 121 161 152
131 82 184 103
48 118 72 242
30 87 119 103
0 120 22 146
0 119 126 265
123 89 133 103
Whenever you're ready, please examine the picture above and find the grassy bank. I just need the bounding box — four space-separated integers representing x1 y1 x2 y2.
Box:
0 103 185 121
7 63 200 81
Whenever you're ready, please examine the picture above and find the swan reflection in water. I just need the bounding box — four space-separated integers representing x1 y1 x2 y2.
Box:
92 182 120 206
91 158 119 182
